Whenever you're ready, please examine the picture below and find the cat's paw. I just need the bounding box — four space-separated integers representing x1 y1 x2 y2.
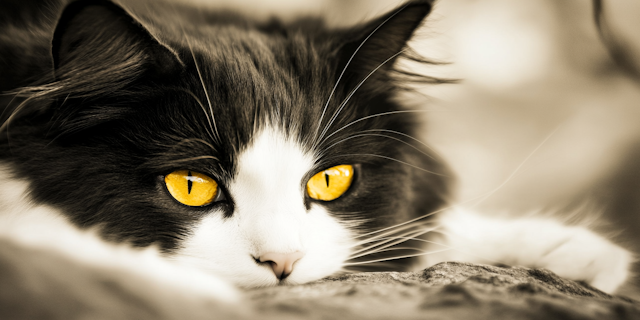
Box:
435 208 633 293
534 226 632 293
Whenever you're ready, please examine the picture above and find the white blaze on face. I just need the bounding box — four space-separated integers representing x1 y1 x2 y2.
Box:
174 127 354 287
231 128 311 254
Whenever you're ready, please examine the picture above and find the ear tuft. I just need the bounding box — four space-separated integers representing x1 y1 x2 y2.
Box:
338 0 433 83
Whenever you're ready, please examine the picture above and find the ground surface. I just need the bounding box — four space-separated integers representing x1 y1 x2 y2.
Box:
249 262 639 320
1 238 637 319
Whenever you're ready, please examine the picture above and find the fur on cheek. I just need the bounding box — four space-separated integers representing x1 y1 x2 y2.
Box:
0 165 240 302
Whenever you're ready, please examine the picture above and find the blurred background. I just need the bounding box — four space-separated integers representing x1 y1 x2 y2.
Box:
189 0 640 292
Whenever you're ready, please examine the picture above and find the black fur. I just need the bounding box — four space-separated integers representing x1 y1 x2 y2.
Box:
0 0 450 271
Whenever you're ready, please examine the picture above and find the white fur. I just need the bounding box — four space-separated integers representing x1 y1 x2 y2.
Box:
173 127 354 287
0 166 240 303
0 133 632 294
424 207 633 293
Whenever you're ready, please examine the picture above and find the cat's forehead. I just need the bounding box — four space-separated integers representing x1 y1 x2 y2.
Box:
198 31 331 107
184 25 329 77
230 125 315 211
131 9 414 181
165 28 340 159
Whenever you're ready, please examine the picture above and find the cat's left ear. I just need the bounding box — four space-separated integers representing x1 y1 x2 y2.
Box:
51 0 184 82
336 0 432 82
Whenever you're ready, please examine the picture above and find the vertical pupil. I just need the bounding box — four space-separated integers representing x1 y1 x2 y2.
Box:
187 171 193 194
324 172 330 187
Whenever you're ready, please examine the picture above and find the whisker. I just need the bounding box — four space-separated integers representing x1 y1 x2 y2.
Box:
316 49 407 148
343 248 453 266
314 2 413 144
468 125 561 208
360 235 451 248
352 247 427 256
0 92 23 129
407 228 507 265
183 34 220 143
354 205 454 240
0 93 44 144
353 192 533 249
164 155 219 163
351 234 450 260
1 82 64 134
320 109 428 147
350 233 432 261
350 227 437 260
353 187 534 242
358 129 445 159
323 132 435 161
364 160 585 243
342 261 403 271
352 226 429 252
174 138 217 152
169 88 217 144
325 153 445 176
353 221 434 245
352 223 437 248
348 128 565 264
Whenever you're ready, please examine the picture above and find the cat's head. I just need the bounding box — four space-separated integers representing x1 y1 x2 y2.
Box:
3 0 449 287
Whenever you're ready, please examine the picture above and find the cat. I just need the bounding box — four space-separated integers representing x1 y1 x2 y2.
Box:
0 0 633 316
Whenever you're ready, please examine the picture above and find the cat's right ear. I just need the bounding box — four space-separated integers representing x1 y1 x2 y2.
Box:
51 0 184 82
333 0 433 90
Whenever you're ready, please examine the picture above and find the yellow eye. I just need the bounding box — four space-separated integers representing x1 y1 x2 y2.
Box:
164 170 219 207
306 164 354 201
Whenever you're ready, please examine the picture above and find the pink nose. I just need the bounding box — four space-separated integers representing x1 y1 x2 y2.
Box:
259 251 304 280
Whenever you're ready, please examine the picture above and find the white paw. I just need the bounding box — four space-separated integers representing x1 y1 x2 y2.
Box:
434 208 633 293
534 226 632 293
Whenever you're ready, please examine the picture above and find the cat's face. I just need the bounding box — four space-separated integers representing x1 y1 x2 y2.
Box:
2 0 448 287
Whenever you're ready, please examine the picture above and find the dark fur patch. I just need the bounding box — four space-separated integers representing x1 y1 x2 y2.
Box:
0 0 450 270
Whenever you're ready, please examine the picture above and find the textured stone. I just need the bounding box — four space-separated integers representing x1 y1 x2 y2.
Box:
2 242 638 320
248 262 640 320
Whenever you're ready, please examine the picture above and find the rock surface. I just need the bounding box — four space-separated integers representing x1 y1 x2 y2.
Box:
2 241 638 320
248 262 640 320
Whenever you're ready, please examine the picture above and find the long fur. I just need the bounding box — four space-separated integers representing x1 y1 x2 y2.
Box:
0 2 633 318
